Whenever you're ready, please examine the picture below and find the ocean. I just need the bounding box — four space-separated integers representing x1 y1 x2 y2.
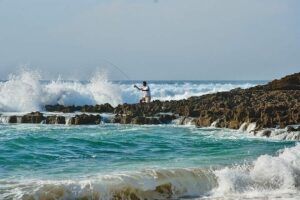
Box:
0 71 299 199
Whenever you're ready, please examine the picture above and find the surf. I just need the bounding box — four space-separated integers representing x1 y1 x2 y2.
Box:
1 144 299 199
0 69 258 112
0 69 122 112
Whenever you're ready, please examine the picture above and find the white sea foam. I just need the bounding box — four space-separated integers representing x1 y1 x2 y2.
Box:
211 143 300 199
0 70 256 112
120 81 255 104
1 144 299 199
0 70 122 112
236 122 300 141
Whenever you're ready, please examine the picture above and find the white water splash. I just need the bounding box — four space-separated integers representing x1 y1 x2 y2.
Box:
120 82 256 104
0 70 122 112
1 144 300 199
237 122 300 141
0 69 258 112
212 143 300 199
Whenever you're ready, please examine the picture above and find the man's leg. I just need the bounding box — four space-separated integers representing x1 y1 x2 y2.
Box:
145 97 151 103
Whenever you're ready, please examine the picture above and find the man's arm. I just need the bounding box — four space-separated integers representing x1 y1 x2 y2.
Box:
134 85 141 90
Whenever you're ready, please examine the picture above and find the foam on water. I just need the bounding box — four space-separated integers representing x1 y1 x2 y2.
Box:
1 144 299 199
0 70 122 112
0 70 257 112
120 81 256 104
211 143 300 199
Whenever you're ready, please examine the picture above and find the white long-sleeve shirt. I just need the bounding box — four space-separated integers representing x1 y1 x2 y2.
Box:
141 86 151 97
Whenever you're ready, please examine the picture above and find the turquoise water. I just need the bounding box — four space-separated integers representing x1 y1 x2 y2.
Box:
0 123 298 199
1 73 298 199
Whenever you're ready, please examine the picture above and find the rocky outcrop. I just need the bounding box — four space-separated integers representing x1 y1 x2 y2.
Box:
81 103 114 113
287 126 300 132
7 72 300 129
69 114 101 125
8 116 18 123
45 103 114 113
111 73 300 128
45 105 81 113
6 113 100 125
251 72 300 90
21 112 45 123
112 114 161 125
45 116 66 124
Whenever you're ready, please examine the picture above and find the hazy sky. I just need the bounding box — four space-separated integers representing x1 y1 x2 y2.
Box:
0 0 299 80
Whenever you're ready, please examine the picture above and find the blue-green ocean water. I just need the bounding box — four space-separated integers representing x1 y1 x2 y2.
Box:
1 123 299 199
0 76 299 199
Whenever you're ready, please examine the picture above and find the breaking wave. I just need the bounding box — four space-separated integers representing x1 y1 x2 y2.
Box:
211 143 300 199
0 70 258 112
1 144 299 199
0 70 122 112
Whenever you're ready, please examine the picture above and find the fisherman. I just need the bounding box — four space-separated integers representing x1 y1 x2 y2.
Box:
134 81 151 103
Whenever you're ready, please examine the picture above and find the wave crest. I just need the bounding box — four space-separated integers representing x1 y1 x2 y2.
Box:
0 70 122 112
212 143 300 199
2 145 300 199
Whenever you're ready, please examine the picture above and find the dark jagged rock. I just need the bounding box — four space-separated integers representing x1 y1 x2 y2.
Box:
112 73 300 128
45 104 114 113
69 114 101 125
45 104 81 113
261 130 272 137
250 72 300 90
8 116 17 123
286 126 300 132
21 112 45 123
157 113 177 124
131 116 160 125
16 73 300 128
111 114 161 125
46 116 66 124
81 103 114 113
111 114 132 124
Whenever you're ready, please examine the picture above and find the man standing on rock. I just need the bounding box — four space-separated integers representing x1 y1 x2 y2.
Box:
134 81 151 103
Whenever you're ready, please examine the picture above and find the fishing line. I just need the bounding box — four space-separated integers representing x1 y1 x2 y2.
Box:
102 59 131 81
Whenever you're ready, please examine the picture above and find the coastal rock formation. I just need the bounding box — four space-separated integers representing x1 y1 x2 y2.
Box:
8 116 18 123
69 114 101 125
45 105 80 113
6 72 299 130
45 116 66 124
81 103 114 113
251 72 300 90
45 103 114 113
112 114 160 125
21 112 45 123
110 73 300 128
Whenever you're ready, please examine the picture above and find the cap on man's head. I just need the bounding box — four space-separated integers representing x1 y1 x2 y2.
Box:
143 81 147 86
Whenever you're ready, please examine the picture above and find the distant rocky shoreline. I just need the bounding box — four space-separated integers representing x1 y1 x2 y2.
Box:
2 72 300 134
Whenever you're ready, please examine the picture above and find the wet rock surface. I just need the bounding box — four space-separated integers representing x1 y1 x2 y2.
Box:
69 114 101 125
45 116 66 124
5 73 300 129
21 112 45 123
110 73 300 128
45 103 114 113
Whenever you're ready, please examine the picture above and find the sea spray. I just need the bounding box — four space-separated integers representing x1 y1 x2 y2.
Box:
212 144 300 199
2 168 217 199
120 81 256 104
0 70 122 112
0 123 298 199
0 70 42 112
0 70 258 112
3 145 300 199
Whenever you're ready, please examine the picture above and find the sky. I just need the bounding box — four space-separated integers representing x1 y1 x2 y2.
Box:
0 0 299 80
